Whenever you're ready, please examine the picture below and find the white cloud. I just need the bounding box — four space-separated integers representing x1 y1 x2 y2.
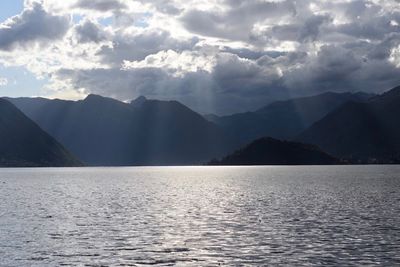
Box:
390 45 400 67
122 49 216 77
74 0 128 12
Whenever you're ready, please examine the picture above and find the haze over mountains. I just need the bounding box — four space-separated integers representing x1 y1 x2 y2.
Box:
0 99 81 167
298 86 400 163
2 85 400 166
8 95 232 166
206 92 373 147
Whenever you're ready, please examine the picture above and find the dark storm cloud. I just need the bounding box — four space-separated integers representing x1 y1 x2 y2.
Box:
181 0 296 41
367 33 400 60
268 14 331 42
74 19 107 43
0 3 69 51
55 52 288 114
55 33 400 115
284 45 363 89
335 16 400 40
284 44 400 94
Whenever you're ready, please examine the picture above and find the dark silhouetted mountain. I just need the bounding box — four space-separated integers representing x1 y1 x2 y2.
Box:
209 137 339 165
207 92 374 147
7 95 231 166
0 99 81 167
298 86 400 163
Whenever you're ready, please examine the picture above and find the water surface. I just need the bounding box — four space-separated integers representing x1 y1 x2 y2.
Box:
0 166 399 266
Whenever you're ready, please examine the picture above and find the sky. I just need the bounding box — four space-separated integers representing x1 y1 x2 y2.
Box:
0 0 400 115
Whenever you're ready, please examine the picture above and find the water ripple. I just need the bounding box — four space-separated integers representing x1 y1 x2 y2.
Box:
0 166 399 266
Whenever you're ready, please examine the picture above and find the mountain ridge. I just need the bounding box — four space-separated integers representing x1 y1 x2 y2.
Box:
297 86 400 163
0 98 81 167
206 91 374 147
7 94 232 166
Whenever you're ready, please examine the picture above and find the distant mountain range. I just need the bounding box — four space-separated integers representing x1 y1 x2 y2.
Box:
298 86 400 163
3 85 400 166
7 95 232 166
209 137 339 165
205 92 373 147
0 99 81 167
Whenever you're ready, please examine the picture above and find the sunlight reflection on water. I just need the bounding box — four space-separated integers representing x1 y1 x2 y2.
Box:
0 166 399 266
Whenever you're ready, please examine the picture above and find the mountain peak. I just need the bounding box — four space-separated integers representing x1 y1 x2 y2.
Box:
84 94 104 101
130 95 148 107
82 94 125 107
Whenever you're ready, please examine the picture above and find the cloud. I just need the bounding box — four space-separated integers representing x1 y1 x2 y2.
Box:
0 2 70 51
181 1 296 42
122 49 216 77
0 77 8 86
1 0 400 114
97 30 199 66
56 37 400 114
74 0 127 12
53 51 286 114
284 43 400 94
74 19 107 43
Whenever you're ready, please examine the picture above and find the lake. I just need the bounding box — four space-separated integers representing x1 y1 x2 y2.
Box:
0 166 399 266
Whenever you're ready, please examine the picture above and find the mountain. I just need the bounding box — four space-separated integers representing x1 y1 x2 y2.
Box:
7 95 232 166
207 92 373 146
209 137 339 165
0 99 81 167
298 86 400 163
